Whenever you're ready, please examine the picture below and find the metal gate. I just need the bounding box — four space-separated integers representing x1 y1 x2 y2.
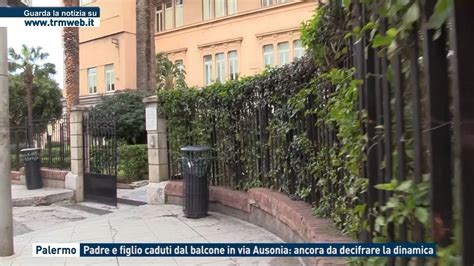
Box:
83 113 118 206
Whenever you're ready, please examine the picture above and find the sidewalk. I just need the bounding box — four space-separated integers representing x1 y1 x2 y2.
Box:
1 204 302 265
11 184 73 207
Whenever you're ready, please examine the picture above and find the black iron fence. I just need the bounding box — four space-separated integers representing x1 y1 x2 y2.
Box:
82 112 118 176
10 115 71 171
347 0 472 263
161 0 473 263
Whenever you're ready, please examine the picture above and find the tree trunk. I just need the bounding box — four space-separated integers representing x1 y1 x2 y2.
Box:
24 69 34 147
136 0 156 95
63 0 80 112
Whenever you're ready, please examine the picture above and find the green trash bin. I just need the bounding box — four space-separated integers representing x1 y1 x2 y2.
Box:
181 145 212 218
21 148 43 190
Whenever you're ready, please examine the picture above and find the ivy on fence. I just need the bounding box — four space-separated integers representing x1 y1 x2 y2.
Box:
158 0 460 264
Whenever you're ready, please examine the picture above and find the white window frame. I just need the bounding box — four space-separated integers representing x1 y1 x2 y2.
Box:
204 55 213 85
293 39 305 59
203 0 213 20
215 0 226 17
105 64 115 92
278 42 289 66
262 0 272 7
228 0 237 15
175 0 184 27
164 0 174 30
156 4 164 32
175 59 184 72
87 68 97 94
215 53 225 83
263 44 274 66
228 50 238 80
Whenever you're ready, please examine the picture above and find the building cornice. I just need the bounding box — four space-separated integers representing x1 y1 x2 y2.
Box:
79 31 136 45
255 27 300 39
197 37 243 49
163 47 188 54
154 1 316 38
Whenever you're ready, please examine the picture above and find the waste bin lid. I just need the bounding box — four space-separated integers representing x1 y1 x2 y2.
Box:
180 145 211 152
20 148 41 153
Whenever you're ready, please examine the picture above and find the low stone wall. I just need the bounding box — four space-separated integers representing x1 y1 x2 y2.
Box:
10 171 22 185
164 180 352 265
10 168 68 188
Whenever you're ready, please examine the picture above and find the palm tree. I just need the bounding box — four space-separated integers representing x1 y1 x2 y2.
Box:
136 0 156 94
62 0 79 111
8 45 49 146
155 52 187 90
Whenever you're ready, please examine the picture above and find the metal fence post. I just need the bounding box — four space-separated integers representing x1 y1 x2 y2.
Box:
450 1 474 264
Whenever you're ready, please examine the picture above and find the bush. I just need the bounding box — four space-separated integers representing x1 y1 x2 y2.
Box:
118 144 148 183
89 91 146 144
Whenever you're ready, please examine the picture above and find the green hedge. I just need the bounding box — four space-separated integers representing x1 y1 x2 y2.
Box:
158 56 318 192
118 144 148 183
157 2 366 239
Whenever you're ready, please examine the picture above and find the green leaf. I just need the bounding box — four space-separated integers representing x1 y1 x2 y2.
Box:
375 180 397 191
386 28 398 39
403 3 420 27
415 207 429 224
372 28 398 48
373 34 392 48
427 0 451 30
342 0 350 8
354 203 366 215
375 216 385 232
344 32 353 40
396 180 414 193
396 0 410 6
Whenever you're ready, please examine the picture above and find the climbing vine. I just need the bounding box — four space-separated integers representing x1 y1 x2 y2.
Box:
158 0 457 263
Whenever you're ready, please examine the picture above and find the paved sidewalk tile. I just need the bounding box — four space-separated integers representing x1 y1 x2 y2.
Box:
0 205 303 266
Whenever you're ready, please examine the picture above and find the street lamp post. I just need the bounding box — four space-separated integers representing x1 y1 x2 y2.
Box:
0 0 30 257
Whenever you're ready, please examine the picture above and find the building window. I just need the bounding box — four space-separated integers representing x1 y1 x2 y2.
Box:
203 0 213 20
156 5 164 32
262 0 272 7
228 50 238 80
87 68 97 94
105 64 115 92
156 0 183 32
175 59 184 72
215 53 225 83
263 44 274 66
203 0 238 20
278 42 289 66
215 0 226 17
293 39 305 59
164 0 174 30
175 0 183 27
228 0 237 15
204 55 213 85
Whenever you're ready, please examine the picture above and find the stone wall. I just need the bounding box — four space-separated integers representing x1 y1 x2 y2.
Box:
164 180 352 265
10 168 68 188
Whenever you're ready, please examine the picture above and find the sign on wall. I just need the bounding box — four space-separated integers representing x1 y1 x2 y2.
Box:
145 103 157 131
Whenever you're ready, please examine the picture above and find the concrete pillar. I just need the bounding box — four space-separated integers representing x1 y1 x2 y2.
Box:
0 24 14 257
65 106 88 202
144 96 169 204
